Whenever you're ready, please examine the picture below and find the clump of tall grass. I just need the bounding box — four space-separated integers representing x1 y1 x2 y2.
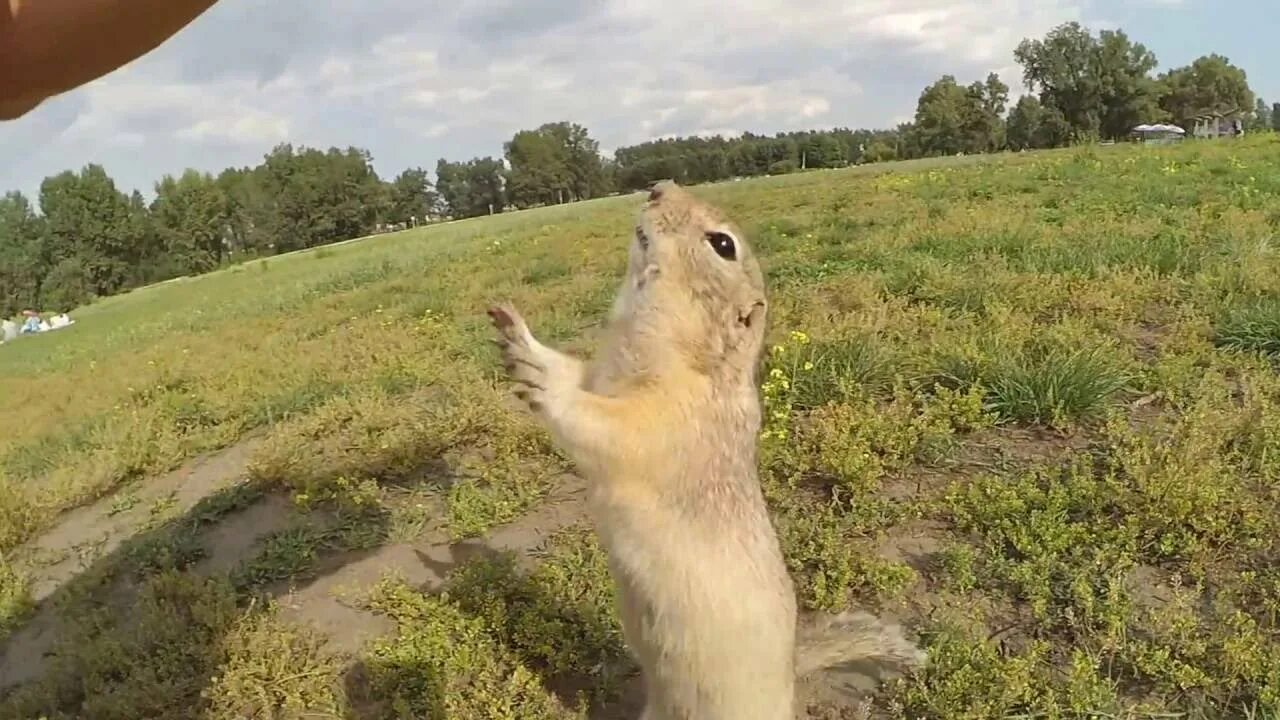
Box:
928 334 1130 428
1213 297 1280 356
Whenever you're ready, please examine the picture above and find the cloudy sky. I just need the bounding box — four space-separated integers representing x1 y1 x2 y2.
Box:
2 0 1276 203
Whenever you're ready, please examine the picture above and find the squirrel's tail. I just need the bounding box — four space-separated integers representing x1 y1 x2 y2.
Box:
795 610 927 694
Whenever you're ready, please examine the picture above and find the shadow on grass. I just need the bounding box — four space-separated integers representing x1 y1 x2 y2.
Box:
0 475 643 719
340 535 643 720
0 478 391 719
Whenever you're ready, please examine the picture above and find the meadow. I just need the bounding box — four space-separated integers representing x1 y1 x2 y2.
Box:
1 137 1279 719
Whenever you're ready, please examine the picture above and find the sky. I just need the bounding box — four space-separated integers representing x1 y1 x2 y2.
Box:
1 0 1276 205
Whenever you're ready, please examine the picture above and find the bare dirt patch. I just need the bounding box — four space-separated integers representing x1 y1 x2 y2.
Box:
277 474 591 658
16 439 261 604
0 439 262 691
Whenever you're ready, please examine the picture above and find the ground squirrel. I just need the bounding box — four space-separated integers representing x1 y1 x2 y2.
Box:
488 180 924 719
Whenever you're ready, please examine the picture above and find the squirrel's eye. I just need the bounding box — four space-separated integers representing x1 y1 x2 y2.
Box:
705 231 737 261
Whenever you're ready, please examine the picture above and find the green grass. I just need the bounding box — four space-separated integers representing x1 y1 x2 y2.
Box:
1214 296 1280 355
3 138 1280 718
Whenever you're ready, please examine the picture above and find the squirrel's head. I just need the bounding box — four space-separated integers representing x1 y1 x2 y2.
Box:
622 180 768 381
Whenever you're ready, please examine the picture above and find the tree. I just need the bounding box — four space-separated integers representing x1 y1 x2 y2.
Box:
909 74 1008 156
1006 96 1043 151
387 168 437 223
1015 22 1161 140
1273 102 1280 132
1250 98 1271 131
964 73 1009 152
909 76 971 156
39 257 95 312
799 133 846 169
1005 95 1070 150
504 127 572 208
151 169 228 276
1094 29 1163 138
1157 54 1254 125
554 122 608 200
0 191 44 316
253 144 387 252
38 164 145 297
435 157 506 219
863 140 898 163
217 166 270 259
126 188 161 284
503 122 607 208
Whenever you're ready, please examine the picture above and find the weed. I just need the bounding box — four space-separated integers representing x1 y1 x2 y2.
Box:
0 555 32 640
202 607 346 719
363 577 585 719
232 524 334 590
106 492 141 516
1 571 241 719
447 528 631 700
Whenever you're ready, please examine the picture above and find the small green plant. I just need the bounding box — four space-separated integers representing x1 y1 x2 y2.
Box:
447 527 631 699
363 578 585 719
936 544 978 594
0 556 33 640
232 524 333 589
106 492 141 516
203 608 346 719
773 497 918 611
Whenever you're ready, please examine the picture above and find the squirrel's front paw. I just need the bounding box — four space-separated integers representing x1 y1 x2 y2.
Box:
488 302 551 414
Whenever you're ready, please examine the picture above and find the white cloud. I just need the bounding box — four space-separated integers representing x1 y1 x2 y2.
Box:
176 113 291 145
3 0 1181 202
421 123 450 139
59 77 293 148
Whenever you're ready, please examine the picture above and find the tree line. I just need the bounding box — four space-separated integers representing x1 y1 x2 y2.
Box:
1 21 1273 317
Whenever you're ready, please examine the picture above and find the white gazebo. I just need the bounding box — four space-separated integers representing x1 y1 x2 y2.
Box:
1131 123 1186 145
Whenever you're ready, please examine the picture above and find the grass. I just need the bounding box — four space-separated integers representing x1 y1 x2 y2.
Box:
0 557 32 641
3 137 1280 718
1214 296 1280 355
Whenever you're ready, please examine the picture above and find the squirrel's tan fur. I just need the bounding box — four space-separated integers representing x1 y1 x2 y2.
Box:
488 180 924 719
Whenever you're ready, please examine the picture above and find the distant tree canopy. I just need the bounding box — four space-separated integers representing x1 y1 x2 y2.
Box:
1015 23 1163 141
435 156 505 220
1158 54 1255 122
1249 99 1272 131
388 167 437 224
0 22 1269 317
151 169 227 276
906 73 1009 156
504 121 606 208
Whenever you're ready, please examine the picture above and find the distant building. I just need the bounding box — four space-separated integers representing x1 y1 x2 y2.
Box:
1190 111 1245 139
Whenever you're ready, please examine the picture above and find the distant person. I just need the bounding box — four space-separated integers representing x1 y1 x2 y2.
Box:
20 311 41 334
1 319 16 343
0 0 220 120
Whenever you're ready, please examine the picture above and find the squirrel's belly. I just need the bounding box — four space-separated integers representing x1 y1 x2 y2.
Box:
604 527 797 720
594 505 796 653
